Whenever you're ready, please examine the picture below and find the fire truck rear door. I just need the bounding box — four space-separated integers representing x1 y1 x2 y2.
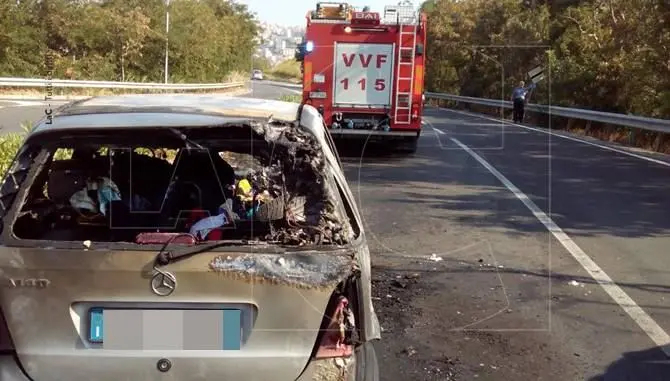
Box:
333 43 395 107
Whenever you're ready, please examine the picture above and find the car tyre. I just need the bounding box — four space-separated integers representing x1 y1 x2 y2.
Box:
355 341 380 381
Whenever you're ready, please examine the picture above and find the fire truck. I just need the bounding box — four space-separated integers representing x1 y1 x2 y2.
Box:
295 1 427 153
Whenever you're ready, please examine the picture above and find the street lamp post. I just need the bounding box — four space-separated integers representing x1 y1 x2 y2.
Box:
164 0 170 84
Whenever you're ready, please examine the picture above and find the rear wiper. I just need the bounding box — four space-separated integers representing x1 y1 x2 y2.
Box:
153 233 273 267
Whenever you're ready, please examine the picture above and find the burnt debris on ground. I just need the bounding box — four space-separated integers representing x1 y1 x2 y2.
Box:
372 267 461 381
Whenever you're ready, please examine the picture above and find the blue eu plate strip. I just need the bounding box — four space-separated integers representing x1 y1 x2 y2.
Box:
222 309 241 350
89 308 104 343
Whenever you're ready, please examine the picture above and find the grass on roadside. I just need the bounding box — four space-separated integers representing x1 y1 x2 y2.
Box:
266 59 301 83
0 133 25 177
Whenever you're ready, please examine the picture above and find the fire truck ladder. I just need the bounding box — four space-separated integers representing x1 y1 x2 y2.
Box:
393 13 418 125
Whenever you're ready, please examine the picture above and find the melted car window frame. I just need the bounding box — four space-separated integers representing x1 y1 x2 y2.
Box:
1 123 357 250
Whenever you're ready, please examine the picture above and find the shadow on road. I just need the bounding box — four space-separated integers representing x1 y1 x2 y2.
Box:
588 346 670 381
334 140 416 160
333 122 670 240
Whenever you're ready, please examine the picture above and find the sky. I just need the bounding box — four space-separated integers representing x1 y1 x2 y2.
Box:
240 0 406 27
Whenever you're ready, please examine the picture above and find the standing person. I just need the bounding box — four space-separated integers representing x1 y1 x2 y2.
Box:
511 81 534 123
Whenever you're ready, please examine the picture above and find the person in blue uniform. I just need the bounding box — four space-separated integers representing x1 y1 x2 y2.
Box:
511 81 535 123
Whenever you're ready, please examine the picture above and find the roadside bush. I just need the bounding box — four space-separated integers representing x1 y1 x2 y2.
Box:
268 59 301 82
0 133 25 178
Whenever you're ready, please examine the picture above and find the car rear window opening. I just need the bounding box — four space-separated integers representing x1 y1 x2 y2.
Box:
8 122 354 247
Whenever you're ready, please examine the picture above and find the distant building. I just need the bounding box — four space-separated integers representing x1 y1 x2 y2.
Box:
282 43 297 58
254 21 306 63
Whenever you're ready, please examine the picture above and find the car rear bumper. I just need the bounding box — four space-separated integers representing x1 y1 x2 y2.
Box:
329 129 420 141
329 129 418 136
0 354 359 381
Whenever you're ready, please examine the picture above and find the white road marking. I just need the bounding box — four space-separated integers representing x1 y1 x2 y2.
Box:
438 107 670 168
438 128 670 357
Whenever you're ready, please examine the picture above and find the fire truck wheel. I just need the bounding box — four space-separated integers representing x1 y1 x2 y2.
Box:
397 136 419 154
355 341 380 381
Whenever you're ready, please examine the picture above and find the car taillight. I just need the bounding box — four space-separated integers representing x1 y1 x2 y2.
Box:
312 295 354 359
0 309 15 352
411 103 419 120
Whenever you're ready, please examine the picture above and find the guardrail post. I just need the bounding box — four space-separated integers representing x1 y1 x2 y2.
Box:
653 133 664 152
628 127 636 145
584 120 592 134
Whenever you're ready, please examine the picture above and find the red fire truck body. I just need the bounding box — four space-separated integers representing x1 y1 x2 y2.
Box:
297 2 427 152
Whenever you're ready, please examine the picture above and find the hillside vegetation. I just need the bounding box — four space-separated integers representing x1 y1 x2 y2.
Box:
0 0 260 83
422 0 669 118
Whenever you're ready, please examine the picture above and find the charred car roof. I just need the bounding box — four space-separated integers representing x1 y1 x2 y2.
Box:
31 94 303 135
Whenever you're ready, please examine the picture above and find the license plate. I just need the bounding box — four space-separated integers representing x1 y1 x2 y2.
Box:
88 308 242 350
309 91 327 99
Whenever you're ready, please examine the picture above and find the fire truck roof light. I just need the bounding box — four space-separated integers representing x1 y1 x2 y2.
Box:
351 11 380 25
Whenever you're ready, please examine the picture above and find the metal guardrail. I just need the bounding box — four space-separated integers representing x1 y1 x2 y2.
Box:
426 92 670 134
0 77 246 90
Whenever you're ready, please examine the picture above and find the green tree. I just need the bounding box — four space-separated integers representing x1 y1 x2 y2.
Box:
0 0 262 83
422 0 668 117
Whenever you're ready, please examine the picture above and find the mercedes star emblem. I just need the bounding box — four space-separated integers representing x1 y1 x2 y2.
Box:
151 268 177 296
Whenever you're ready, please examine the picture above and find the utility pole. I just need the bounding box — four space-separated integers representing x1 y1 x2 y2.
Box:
164 0 170 84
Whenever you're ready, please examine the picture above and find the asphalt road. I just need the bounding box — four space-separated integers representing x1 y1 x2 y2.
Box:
1 83 669 380
345 107 670 380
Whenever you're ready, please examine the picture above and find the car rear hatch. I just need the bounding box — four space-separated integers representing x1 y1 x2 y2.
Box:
0 116 360 381
0 247 355 381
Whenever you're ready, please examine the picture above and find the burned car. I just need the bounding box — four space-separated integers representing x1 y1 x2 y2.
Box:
0 95 380 381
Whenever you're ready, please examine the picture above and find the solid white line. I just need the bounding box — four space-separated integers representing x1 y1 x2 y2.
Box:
447 133 670 356
439 107 670 168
